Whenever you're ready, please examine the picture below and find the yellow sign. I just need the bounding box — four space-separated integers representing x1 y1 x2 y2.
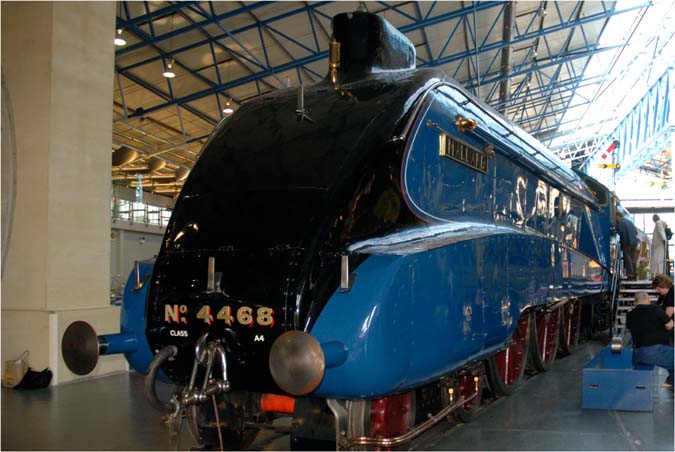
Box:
598 163 621 169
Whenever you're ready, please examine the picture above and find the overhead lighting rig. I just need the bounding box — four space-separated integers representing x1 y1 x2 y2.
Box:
114 29 126 46
163 58 176 79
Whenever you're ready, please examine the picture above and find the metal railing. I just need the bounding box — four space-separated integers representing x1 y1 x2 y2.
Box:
111 197 172 227
608 244 623 338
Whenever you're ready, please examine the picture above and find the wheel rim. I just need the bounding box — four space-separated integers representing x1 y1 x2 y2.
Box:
495 315 530 385
562 300 581 350
369 393 414 439
535 308 560 365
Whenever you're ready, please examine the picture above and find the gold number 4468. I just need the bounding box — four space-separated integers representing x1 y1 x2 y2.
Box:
193 305 274 328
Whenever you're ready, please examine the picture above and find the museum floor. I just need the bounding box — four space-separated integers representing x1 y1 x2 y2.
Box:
2 340 673 451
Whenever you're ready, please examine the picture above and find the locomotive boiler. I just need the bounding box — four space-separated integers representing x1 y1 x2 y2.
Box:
63 10 643 451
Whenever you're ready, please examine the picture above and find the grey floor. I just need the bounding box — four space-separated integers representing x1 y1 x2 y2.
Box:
2 340 672 451
411 341 674 451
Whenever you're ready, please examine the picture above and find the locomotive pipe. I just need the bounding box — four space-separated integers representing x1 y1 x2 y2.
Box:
98 333 138 355
344 391 478 448
144 345 178 411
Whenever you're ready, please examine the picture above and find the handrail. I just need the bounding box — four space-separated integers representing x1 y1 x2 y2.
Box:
608 240 622 337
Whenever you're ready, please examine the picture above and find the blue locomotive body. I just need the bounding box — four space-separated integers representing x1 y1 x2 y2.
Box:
310 81 612 398
313 238 606 398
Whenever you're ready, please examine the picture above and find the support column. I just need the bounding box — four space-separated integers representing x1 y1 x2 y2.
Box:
1 2 126 384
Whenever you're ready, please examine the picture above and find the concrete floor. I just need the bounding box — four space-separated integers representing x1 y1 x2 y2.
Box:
1 340 672 451
410 341 674 451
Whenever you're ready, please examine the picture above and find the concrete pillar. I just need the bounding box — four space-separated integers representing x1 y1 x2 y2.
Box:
1 2 126 384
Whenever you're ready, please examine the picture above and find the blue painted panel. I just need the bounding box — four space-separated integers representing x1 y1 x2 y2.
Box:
311 254 411 398
121 262 156 374
583 345 653 412
401 92 495 224
400 84 604 268
578 205 604 267
312 231 602 398
308 80 612 398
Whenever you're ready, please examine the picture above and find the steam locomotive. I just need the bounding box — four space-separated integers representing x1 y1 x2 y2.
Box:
62 10 645 450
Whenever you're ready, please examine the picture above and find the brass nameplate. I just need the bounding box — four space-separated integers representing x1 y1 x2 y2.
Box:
438 133 491 174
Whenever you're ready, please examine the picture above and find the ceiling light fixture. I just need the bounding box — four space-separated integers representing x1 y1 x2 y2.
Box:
222 99 234 114
163 58 176 78
162 14 177 79
222 63 234 115
114 29 126 46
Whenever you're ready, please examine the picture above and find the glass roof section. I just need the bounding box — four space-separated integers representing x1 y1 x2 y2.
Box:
550 0 675 155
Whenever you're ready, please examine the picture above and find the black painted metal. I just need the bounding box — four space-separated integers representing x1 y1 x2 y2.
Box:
145 12 436 390
332 12 415 81
61 321 100 376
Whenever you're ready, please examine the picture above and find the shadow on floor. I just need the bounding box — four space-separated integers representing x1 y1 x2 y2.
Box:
1 341 672 451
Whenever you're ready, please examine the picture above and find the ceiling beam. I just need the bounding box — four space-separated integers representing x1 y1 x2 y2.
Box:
124 2 625 119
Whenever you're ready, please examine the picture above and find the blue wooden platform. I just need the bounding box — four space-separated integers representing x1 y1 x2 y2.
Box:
582 344 654 412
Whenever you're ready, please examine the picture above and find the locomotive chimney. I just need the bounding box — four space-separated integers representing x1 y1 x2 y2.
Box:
329 12 416 83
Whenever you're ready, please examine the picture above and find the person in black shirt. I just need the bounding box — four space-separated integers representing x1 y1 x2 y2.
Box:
652 274 675 347
652 274 674 318
627 291 674 387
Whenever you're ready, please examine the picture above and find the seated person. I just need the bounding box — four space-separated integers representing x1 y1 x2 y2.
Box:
652 274 674 318
627 291 674 388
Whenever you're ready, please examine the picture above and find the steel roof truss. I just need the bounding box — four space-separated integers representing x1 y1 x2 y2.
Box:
242 6 321 84
413 2 433 62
